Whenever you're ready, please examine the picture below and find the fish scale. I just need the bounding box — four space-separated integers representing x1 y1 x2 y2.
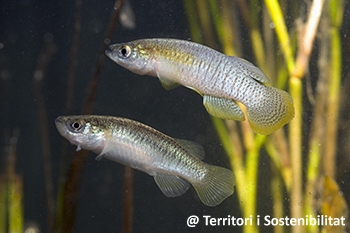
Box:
106 38 295 135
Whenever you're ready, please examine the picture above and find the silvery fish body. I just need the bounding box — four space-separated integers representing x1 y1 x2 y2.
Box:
55 115 235 206
105 38 294 135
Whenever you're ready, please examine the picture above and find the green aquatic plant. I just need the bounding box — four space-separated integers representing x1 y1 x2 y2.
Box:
184 0 348 232
0 130 23 233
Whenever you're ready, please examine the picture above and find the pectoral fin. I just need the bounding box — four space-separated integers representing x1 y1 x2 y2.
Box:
157 71 179 90
95 141 113 161
154 173 190 197
159 78 179 90
203 95 245 121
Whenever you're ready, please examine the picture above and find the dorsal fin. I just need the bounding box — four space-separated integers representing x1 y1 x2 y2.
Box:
229 56 270 83
175 139 205 160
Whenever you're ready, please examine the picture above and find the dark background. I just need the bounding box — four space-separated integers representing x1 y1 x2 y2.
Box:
1 0 350 232
0 0 244 232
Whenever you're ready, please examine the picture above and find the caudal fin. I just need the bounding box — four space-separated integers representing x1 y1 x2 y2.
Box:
248 87 295 135
192 165 235 207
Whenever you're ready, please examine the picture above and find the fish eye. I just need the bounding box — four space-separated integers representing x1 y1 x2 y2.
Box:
69 121 84 132
118 45 132 58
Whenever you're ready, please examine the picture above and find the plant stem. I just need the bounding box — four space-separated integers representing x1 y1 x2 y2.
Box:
263 3 303 232
289 76 303 233
65 0 82 115
196 0 216 48
183 0 202 43
324 0 344 177
33 41 57 233
271 167 284 233
265 139 291 191
219 0 237 56
263 0 295 72
55 0 83 230
247 0 265 69
294 0 326 79
244 134 265 233
6 130 23 233
304 13 329 233
61 1 125 232
0 175 5 233
121 167 134 233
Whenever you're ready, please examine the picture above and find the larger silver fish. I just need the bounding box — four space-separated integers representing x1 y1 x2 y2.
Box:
55 115 235 206
105 38 294 135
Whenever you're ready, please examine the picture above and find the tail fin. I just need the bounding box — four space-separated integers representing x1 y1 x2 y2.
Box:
192 165 235 207
248 87 295 135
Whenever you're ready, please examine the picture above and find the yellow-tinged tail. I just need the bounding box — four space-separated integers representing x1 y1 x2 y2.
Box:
248 88 295 135
192 165 235 207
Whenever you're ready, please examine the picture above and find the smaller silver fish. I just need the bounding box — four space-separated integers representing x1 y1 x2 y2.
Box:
55 115 235 206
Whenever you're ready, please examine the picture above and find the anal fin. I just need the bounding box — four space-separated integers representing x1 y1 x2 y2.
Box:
203 95 245 121
154 173 190 197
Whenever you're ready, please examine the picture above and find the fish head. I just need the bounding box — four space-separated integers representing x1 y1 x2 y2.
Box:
55 116 107 154
105 40 154 75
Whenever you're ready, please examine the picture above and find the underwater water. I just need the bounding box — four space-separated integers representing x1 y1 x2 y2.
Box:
1 0 350 233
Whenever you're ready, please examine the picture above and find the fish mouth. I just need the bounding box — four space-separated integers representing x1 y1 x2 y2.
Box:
105 48 113 58
55 116 68 137
105 44 118 59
